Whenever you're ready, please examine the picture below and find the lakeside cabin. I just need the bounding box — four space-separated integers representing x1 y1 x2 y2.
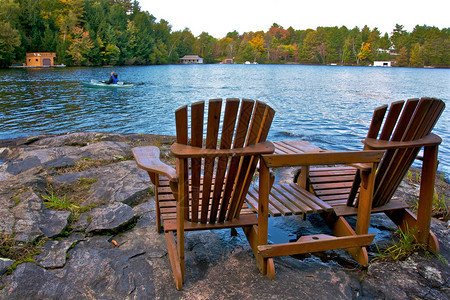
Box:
26 52 56 67
179 55 203 64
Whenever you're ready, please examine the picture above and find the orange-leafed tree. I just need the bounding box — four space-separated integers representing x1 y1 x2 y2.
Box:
249 34 266 58
357 42 371 63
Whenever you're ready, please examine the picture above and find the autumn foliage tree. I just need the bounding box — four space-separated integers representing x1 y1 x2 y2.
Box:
249 34 266 61
410 43 424 67
66 26 94 65
357 42 371 64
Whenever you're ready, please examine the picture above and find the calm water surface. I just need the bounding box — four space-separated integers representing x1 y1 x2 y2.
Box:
0 65 449 173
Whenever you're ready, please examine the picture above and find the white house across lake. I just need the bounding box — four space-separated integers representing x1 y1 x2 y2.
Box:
179 55 204 64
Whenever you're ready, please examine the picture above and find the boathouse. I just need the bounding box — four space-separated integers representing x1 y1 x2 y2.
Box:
179 55 203 64
373 61 392 67
222 58 234 64
26 52 56 67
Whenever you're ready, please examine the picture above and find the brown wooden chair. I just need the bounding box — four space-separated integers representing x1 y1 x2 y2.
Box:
246 97 444 278
305 97 445 254
132 98 275 290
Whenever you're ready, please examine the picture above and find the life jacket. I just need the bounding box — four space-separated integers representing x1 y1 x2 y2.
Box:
112 74 118 84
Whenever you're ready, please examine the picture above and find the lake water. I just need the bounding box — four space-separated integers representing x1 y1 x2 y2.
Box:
0 65 449 174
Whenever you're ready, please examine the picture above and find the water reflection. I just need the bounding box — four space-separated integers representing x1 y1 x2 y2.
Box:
0 65 448 173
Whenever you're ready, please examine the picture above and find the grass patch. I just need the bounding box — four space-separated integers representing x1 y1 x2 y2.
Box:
373 226 448 264
8 187 32 207
112 155 126 161
407 170 413 182
42 190 80 213
77 177 98 185
433 188 449 219
147 185 155 197
42 185 96 215
0 234 47 274
406 167 449 221
56 158 111 175
56 155 134 176
374 227 418 262
41 186 97 237
410 182 449 221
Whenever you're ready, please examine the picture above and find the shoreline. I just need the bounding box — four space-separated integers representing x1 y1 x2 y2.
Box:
1 131 448 220
2 131 449 180
4 63 450 70
0 131 448 298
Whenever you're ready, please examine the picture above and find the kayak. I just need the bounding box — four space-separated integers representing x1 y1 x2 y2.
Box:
82 80 134 89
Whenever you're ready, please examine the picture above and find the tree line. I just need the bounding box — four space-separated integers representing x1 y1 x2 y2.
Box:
0 0 448 68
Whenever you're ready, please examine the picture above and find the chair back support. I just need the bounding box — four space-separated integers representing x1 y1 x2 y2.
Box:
175 98 275 223
360 97 445 207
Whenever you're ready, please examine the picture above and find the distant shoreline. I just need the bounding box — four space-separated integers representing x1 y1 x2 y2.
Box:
4 63 450 70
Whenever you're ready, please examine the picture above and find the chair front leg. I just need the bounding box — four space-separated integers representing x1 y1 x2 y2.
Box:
416 145 439 251
297 165 310 190
176 158 187 282
150 173 162 233
257 157 270 276
355 162 376 235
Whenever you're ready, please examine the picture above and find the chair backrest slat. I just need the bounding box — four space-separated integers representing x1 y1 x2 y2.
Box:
259 105 276 142
175 106 189 219
200 99 223 223
210 99 240 223
420 98 446 137
347 104 389 205
175 105 189 144
246 101 269 145
378 101 404 141
190 101 205 222
366 105 388 141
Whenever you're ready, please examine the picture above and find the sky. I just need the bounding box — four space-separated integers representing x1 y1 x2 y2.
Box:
139 0 449 38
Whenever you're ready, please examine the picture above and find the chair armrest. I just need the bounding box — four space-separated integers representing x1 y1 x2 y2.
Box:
170 141 275 158
364 133 441 150
132 146 177 182
348 163 372 172
262 150 384 168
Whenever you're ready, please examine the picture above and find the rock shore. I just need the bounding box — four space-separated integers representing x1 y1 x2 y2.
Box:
0 132 448 299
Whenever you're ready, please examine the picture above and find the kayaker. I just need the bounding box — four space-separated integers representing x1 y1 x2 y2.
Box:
103 72 118 84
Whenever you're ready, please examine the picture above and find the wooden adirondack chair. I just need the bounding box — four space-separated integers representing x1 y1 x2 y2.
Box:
132 98 275 290
245 97 444 278
302 97 445 254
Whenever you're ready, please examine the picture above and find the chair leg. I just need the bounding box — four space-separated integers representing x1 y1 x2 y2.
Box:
165 231 183 290
155 194 162 234
243 225 270 276
266 258 275 280
148 172 162 233
323 214 370 266
384 145 439 254
416 145 439 251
